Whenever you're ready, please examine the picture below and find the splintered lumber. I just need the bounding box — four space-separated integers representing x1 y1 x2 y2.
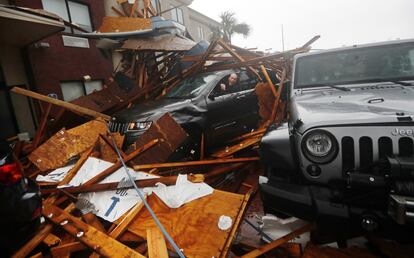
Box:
98 16 151 33
11 204 76 258
99 133 125 162
50 242 86 257
255 82 276 124
217 39 261 80
11 224 54 258
129 113 188 164
110 200 146 238
10 87 111 120
59 144 95 186
133 157 259 170
28 119 107 171
41 174 204 195
117 190 247 258
211 136 262 158
147 226 169 258
221 190 252 257
83 139 159 186
43 233 61 247
32 103 52 149
241 223 314 258
43 203 145 258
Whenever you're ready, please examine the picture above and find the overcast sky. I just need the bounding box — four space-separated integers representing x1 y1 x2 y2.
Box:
189 0 414 52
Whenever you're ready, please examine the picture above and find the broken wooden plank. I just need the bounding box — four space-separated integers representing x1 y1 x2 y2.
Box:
43 233 61 247
11 204 76 258
58 143 96 186
221 190 252 257
110 199 146 238
42 174 204 195
10 87 111 120
50 242 86 258
29 119 107 171
43 203 145 258
98 133 125 162
32 103 52 149
83 139 159 186
128 114 188 165
241 224 314 258
120 190 246 258
211 136 262 158
98 17 151 33
133 157 259 170
147 226 169 258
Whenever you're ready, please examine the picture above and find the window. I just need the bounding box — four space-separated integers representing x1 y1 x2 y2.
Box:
60 80 103 101
170 5 184 24
42 0 92 33
198 26 204 40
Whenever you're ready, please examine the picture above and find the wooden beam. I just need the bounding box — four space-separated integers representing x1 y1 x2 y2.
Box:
240 224 313 258
83 139 159 186
43 203 145 258
271 68 287 123
260 65 278 98
133 157 259 170
58 143 96 186
32 103 52 148
11 87 111 121
50 242 86 257
109 198 146 238
11 204 76 258
217 39 261 80
41 174 205 195
146 226 168 258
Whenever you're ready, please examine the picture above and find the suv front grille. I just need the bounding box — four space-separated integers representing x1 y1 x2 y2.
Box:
108 121 130 134
342 136 414 174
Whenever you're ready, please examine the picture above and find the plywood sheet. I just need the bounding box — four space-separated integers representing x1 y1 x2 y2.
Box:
99 133 124 163
122 190 245 258
129 113 188 164
98 16 151 33
122 35 196 52
29 119 107 171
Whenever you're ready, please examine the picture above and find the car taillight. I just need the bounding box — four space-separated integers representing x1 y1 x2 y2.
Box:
0 162 23 185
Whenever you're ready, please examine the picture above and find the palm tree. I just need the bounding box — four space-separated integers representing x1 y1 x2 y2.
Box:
210 11 251 43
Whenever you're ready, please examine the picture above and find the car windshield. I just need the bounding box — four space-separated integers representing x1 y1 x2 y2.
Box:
165 72 217 99
294 42 414 89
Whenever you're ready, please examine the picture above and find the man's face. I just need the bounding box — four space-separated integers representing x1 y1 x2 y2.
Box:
228 73 238 86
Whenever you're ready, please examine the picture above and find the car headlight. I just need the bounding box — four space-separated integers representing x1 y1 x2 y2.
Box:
127 121 152 131
302 130 338 164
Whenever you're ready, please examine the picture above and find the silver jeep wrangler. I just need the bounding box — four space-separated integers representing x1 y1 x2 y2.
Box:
259 39 414 237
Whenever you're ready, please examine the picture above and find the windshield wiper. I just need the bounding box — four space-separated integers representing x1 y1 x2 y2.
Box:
315 84 351 91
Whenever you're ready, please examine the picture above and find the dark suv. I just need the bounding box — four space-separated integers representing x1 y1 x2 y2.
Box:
259 39 414 238
110 69 262 149
0 141 42 255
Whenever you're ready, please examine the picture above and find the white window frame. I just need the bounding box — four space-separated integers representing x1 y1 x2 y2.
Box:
60 80 103 101
42 0 93 33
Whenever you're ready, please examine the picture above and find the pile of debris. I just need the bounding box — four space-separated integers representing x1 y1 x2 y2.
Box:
5 1 332 256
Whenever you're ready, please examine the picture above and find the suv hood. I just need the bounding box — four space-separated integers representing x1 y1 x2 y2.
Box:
112 97 206 124
290 85 414 133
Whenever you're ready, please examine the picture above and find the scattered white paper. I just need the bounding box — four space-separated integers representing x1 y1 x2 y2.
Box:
36 164 74 182
59 157 158 222
151 174 214 208
218 215 233 230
